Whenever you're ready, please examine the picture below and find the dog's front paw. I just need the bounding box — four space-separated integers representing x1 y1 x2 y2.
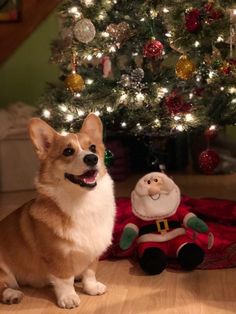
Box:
83 281 107 296
57 293 80 309
2 288 24 304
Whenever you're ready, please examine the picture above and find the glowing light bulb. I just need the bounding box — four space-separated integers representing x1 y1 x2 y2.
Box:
109 45 116 52
68 6 81 18
120 93 128 102
97 52 103 58
83 0 94 7
209 125 216 131
59 104 68 112
136 92 145 103
86 78 94 85
229 87 236 94
86 54 93 61
140 17 145 22
75 93 81 98
121 122 127 128
176 124 184 132
77 109 85 117
232 98 236 104
101 32 109 38
94 110 100 116
189 93 193 99
185 113 194 122
165 32 172 38
174 115 181 121
194 41 200 47
163 7 169 13
209 71 215 79
42 109 51 118
220 86 224 91
107 106 113 112
66 114 74 122
217 35 224 42
136 123 143 130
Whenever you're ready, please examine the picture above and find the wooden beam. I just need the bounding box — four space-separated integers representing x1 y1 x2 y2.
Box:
0 0 62 65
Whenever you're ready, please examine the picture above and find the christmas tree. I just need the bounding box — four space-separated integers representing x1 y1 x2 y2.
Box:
39 0 236 138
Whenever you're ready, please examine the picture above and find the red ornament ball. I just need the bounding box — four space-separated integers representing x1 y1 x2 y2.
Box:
185 8 201 33
165 91 192 115
198 149 220 174
143 39 164 58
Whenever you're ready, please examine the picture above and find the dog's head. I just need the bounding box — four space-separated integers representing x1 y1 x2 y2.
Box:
28 114 106 190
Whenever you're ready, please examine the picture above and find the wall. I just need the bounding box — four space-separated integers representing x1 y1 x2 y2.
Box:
0 9 60 107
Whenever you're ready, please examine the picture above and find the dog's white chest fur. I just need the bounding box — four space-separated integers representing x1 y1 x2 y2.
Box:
48 174 116 261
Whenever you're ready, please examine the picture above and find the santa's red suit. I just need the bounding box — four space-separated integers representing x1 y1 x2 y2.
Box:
125 205 196 258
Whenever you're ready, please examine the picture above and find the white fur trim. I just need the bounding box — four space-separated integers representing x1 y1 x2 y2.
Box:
125 223 139 233
183 213 196 227
137 228 186 243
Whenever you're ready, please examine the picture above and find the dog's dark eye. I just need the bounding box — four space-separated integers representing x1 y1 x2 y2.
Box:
154 179 158 182
89 144 96 153
63 148 75 156
147 180 151 184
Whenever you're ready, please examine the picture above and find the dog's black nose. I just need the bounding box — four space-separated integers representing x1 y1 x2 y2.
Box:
83 154 98 167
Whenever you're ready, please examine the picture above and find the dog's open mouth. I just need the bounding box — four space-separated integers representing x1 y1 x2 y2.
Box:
64 170 98 188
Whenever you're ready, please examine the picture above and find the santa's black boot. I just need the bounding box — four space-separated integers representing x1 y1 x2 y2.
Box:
177 243 205 270
139 247 167 275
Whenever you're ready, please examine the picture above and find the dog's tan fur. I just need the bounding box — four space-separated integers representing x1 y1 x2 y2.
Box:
0 114 116 308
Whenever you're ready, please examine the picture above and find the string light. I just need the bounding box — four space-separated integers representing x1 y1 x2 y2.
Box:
107 106 113 112
83 0 94 7
68 6 82 18
119 93 128 102
121 122 127 128
174 115 181 121
176 124 184 132
94 110 100 116
75 93 81 98
77 109 85 117
220 86 225 91
150 9 158 18
194 41 200 47
189 93 193 99
98 11 106 20
42 109 51 118
101 32 109 38
209 125 216 131
163 7 169 13
209 71 215 79
140 17 145 22
232 98 236 104
66 114 74 122
229 87 236 94
97 52 103 58
86 54 93 61
86 78 94 85
185 113 194 122
165 32 172 38
59 104 68 112
136 123 143 130
154 118 161 127
136 92 145 103
217 35 224 42
109 45 116 52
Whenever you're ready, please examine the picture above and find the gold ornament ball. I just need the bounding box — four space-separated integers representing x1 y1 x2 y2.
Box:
175 55 196 80
64 73 85 92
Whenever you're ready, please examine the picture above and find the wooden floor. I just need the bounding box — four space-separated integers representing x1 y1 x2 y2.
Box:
0 173 236 314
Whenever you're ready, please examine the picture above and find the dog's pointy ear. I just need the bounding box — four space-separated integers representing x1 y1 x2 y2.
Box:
80 113 103 143
28 118 58 160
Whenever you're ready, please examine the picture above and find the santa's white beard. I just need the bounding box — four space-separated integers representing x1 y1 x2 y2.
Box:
131 186 180 221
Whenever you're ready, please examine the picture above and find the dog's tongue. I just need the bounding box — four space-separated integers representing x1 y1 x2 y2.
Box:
79 170 97 184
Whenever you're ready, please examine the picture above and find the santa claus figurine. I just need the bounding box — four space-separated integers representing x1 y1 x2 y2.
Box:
119 172 210 275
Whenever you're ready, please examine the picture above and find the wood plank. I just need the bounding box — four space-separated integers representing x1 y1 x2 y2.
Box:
0 0 62 65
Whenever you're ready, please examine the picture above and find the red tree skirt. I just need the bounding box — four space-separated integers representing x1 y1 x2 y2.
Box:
104 197 236 270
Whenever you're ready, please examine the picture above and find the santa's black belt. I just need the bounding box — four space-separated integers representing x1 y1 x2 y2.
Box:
139 221 182 236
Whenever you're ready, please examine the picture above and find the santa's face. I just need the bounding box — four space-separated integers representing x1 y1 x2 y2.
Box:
131 172 180 221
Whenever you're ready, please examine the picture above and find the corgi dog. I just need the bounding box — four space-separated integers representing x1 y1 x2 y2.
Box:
0 114 116 309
